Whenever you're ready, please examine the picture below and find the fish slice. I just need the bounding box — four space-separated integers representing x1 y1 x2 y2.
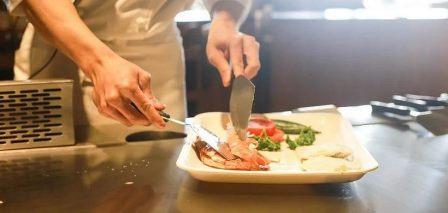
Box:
159 112 235 160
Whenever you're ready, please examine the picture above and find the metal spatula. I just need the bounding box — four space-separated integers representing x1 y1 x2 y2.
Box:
159 112 235 160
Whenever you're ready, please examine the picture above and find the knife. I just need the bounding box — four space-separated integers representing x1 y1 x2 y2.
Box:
370 101 448 136
392 95 430 112
159 111 235 160
405 94 448 107
229 76 255 140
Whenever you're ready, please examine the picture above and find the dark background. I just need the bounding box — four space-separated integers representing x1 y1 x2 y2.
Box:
1 0 448 116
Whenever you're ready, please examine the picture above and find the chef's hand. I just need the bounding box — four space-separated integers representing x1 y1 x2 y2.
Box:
206 10 261 87
20 0 166 127
88 54 166 127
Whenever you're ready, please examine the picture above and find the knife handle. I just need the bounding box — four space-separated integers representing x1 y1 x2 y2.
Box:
158 111 170 122
441 93 448 99
405 94 448 107
131 102 171 122
392 95 428 112
370 101 411 116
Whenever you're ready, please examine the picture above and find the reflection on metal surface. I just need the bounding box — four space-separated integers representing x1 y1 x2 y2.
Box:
0 155 73 190
0 139 183 212
0 106 447 212
125 131 186 142
176 177 367 212
92 184 157 213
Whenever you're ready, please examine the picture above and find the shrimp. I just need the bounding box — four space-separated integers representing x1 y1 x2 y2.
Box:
193 133 270 171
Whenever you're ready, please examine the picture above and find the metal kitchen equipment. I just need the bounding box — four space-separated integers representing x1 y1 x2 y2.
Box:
405 94 448 107
159 112 235 160
229 76 255 140
392 95 446 112
371 100 448 136
0 80 74 150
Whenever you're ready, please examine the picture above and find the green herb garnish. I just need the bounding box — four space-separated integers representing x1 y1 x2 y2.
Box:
252 130 281 151
272 119 320 135
285 135 298 150
285 126 319 150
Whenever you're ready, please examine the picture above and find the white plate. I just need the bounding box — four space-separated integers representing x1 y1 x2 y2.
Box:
176 112 378 184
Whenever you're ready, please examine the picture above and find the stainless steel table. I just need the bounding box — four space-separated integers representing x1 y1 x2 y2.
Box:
0 107 447 212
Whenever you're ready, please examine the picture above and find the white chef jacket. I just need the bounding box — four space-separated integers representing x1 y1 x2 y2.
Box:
4 0 251 127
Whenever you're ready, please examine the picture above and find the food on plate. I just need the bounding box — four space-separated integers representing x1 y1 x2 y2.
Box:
247 117 285 143
285 126 319 149
257 151 281 162
252 130 281 151
191 114 355 172
247 116 276 136
271 119 320 150
296 144 353 160
248 117 321 151
272 119 319 135
247 116 285 151
297 144 359 172
248 118 320 151
192 133 270 171
301 156 360 172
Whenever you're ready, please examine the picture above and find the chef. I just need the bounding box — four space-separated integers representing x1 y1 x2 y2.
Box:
4 0 260 128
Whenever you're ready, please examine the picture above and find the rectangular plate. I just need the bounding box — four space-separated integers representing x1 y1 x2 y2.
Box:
176 112 378 184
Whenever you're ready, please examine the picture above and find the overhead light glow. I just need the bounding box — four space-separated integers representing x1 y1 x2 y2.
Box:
398 8 448 19
324 8 354 20
175 10 211 22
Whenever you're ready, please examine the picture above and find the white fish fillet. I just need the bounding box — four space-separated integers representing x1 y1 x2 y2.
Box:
301 156 361 172
296 144 352 160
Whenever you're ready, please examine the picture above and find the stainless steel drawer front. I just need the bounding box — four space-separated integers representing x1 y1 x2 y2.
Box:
0 80 74 150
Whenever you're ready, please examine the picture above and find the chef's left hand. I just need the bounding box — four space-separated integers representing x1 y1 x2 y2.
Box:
206 11 261 87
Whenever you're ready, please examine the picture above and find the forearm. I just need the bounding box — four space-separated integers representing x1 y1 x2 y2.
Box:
212 2 242 27
205 0 259 86
207 0 251 28
17 0 166 127
21 0 114 78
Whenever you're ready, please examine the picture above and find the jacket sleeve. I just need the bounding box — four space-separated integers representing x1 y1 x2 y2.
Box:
3 0 25 15
203 0 252 26
3 0 77 16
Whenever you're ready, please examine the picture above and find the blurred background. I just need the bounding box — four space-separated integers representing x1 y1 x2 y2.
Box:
1 0 448 116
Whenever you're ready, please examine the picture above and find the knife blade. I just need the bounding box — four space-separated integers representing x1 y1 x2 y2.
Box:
158 111 235 160
229 76 255 140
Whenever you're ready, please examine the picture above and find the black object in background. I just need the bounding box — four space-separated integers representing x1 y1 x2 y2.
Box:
0 3 28 80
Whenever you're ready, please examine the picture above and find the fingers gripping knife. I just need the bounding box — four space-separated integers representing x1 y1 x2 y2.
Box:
158 112 235 160
158 76 255 160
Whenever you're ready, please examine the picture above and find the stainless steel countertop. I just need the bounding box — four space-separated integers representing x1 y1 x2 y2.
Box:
0 107 447 212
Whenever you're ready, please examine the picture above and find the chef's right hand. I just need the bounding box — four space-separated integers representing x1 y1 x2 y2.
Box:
87 55 166 128
18 0 166 127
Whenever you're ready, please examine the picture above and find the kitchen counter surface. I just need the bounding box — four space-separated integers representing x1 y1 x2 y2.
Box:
0 106 447 212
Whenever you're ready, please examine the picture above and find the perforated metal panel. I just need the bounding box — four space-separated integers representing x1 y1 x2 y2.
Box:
0 80 74 150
